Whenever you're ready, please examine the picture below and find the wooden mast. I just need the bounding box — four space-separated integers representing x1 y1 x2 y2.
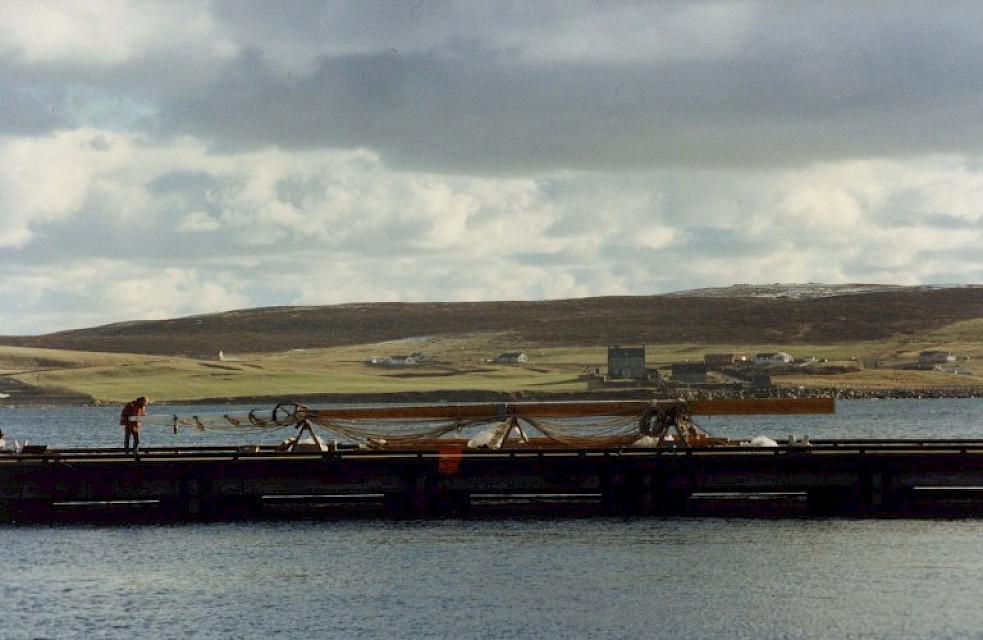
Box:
308 397 835 421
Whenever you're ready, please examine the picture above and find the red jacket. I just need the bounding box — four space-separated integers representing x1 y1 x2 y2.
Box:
120 401 147 432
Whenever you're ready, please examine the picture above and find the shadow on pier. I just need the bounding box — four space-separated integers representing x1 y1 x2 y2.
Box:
4 440 983 524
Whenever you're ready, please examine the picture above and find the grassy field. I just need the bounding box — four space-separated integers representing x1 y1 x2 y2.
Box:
3 323 982 403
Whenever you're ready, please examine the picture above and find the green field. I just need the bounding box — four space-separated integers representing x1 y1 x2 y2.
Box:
3 322 982 403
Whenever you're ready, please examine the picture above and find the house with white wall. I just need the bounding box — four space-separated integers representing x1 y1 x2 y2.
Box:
753 352 793 366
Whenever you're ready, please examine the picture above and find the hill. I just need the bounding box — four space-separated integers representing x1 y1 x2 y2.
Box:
1 285 981 357
1 284 982 404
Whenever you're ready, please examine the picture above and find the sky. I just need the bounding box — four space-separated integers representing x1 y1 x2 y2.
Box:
2 1 982 336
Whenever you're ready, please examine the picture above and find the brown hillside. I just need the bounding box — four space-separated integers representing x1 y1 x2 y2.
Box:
1 286 981 357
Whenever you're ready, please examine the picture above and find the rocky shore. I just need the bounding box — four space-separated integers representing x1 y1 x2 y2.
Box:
1 383 979 408
695 386 982 401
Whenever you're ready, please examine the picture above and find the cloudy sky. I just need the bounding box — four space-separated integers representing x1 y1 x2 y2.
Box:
2 2 982 335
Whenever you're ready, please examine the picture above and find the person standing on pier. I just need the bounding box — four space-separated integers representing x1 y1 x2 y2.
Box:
120 396 148 453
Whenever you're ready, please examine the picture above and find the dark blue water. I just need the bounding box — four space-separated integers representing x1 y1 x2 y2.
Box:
2 397 981 449
2 400 983 639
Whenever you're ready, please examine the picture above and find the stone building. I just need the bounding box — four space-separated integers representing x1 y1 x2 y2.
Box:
607 345 647 379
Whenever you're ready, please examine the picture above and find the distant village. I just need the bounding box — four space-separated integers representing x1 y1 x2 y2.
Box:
596 345 968 389
360 344 969 392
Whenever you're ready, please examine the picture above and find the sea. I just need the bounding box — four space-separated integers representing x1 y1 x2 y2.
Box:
1 398 982 640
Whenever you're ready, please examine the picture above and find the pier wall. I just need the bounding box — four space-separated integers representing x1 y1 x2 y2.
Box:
3 442 983 522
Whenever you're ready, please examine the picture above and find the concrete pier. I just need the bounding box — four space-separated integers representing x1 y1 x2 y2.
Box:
3 439 983 522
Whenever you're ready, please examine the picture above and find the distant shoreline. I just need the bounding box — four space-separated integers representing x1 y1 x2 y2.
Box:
170 386 983 406
2 385 980 408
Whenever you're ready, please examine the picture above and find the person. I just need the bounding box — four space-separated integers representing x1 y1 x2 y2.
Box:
120 396 148 453
0 429 6 451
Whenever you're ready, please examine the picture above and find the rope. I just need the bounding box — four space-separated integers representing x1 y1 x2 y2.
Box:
162 401 721 449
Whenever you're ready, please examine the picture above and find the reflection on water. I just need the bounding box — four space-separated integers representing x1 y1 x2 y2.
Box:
1 399 982 639
2 517 983 639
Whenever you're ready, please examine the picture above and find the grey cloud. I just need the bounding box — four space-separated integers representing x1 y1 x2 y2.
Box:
670 228 773 260
149 170 216 196
513 249 587 267
144 4 983 173
7 4 983 172
0 70 70 135
276 175 327 210
905 213 982 230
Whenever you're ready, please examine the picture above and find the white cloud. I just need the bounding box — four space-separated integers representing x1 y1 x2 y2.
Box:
100 266 248 320
1 124 982 335
0 259 248 334
0 130 139 247
1 3 982 335
0 1 216 66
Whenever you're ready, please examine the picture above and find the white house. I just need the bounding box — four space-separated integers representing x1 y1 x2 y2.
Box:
753 352 793 365
495 352 528 364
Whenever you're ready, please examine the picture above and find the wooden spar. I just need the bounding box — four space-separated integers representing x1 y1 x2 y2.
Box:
308 397 835 421
310 400 648 421
688 397 835 416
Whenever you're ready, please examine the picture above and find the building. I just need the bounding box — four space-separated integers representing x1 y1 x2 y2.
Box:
753 352 793 366
671 362 708 384
607 345 647 379
704 353 742 370
919 350 955 366
495 352 528 364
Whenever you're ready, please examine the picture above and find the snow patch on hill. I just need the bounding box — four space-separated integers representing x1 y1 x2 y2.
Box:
667 283 971 299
